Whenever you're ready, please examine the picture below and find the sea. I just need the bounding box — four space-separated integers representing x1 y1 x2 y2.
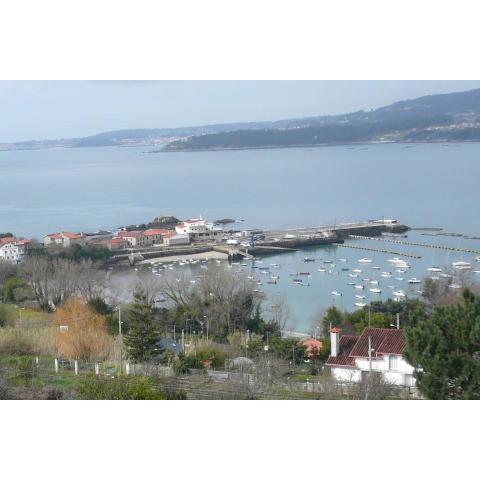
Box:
1 143 479 331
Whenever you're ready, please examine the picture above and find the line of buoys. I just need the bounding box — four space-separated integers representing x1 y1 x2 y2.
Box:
349 235 480 255
337 243 421 258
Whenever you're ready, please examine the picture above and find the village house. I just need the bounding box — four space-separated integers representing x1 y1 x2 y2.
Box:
43 232 86 248
0 237 30 264
116 230 150 247
325 327 417 387
162 231 190 246
105 237 130 250
142 228 172 245
175 217 222 242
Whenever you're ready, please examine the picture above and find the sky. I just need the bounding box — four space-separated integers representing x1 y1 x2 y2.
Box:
1 80 480 143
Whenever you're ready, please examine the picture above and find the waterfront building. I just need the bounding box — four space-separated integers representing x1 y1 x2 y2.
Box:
142 228 172 245
162 231 190 246
326 327 416 387
175 217 222 242
116 230 150 247
43 232 86 248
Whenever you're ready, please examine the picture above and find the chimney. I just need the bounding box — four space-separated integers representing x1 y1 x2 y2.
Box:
330 327 342 357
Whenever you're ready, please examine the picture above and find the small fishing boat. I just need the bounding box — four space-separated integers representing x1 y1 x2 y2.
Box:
317 268 326 272
354 285 365 290
339 258 348 262
354 302 367 308
369 288 382 293
355 294 366 299
408 278 421 284
393 290 406 297
427 267 442 272
352 269 362 274
358 258 373 263
304 257 316 262
348 273 358 278
370 280 379 285
452 261 471 269
347 282 356 286
371 266 381 270
331 290 342 296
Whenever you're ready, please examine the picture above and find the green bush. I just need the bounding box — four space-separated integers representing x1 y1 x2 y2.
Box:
75 375 167 400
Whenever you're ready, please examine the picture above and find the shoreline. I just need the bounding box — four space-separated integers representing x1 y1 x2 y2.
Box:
137 250 228 264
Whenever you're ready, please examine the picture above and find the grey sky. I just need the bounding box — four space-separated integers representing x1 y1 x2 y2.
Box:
1 80 480 143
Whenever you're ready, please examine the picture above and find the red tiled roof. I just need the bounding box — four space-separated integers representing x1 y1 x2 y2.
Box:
62 232 84 239
46 233 63 239
163 231 178 238
0 237 16 245
325 335 358 367
118 230 142 238
349 328 406 358
143 228 171 236
108 237 128 244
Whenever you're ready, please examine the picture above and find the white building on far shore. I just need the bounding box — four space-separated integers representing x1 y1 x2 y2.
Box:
175 217 223 242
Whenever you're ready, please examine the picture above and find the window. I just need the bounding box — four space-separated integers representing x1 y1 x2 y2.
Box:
389 355 399 370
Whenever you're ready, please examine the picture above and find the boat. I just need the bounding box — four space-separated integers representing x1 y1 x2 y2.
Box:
317 268 326 272
380 272 392 278
369 288 381 293
299 272 311 276
448 283 461 289
452 261 471 269
347 282 356 286
352 269 362 274
354 285 364 290
304 257 316 262
331 291 342 296
293 279 303 284
408 278 421 284
395 277 404 281
427 267 442 272
371 266 381 270
440 273 452 278
370 280 379 285
355 294 366 299
476 256 480 262
267 281 277 285
348 273 358 278
393 290 406 297
339 258 347 262
358 258 373 263
323 260 333 264
354 302 367 308
270 275 279 280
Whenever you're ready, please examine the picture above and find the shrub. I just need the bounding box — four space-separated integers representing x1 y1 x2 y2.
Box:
75 375 166 400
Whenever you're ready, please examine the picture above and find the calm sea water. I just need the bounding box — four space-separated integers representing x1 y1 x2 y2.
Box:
1 143 479 330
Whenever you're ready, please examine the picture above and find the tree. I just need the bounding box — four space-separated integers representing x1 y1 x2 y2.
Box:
404 289 480 399
124 289 159 362
54 297 112 361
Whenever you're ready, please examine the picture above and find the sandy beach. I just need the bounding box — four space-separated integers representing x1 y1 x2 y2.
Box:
138 250 228 264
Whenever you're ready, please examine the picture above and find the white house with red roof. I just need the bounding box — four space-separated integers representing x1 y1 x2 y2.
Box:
325 327 416 387
0 237 30 263
162 231 190 246
43 232 86 248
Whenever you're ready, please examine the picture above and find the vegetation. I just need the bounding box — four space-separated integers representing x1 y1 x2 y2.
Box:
54 298 112 361
124 289 159 362
404 289 480 399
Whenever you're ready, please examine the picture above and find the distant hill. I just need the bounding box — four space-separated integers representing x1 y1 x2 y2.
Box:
163 88 480 151
3 87 480 152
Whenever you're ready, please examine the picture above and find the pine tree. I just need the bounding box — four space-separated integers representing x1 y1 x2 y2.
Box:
124 289 158 362
404 289 480 399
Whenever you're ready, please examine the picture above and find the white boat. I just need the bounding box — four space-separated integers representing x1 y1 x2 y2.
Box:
395 277 404 281
358 258 373 263
317 268 326 272
354 302 367 308
347 282 356 286
393 290 406 297
440 273 452 278
371 266 381 270
348 273 358 278
370 280 379 285
369 288 381 293
355 294 366 299
452 261 471 269
380 272 392 278
331 291 342 296
352 269 362 274
354 285 364 290
427 267 442 272
339 258 347 262
408 278 421 284
448 283 461 289
476 256 480 262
